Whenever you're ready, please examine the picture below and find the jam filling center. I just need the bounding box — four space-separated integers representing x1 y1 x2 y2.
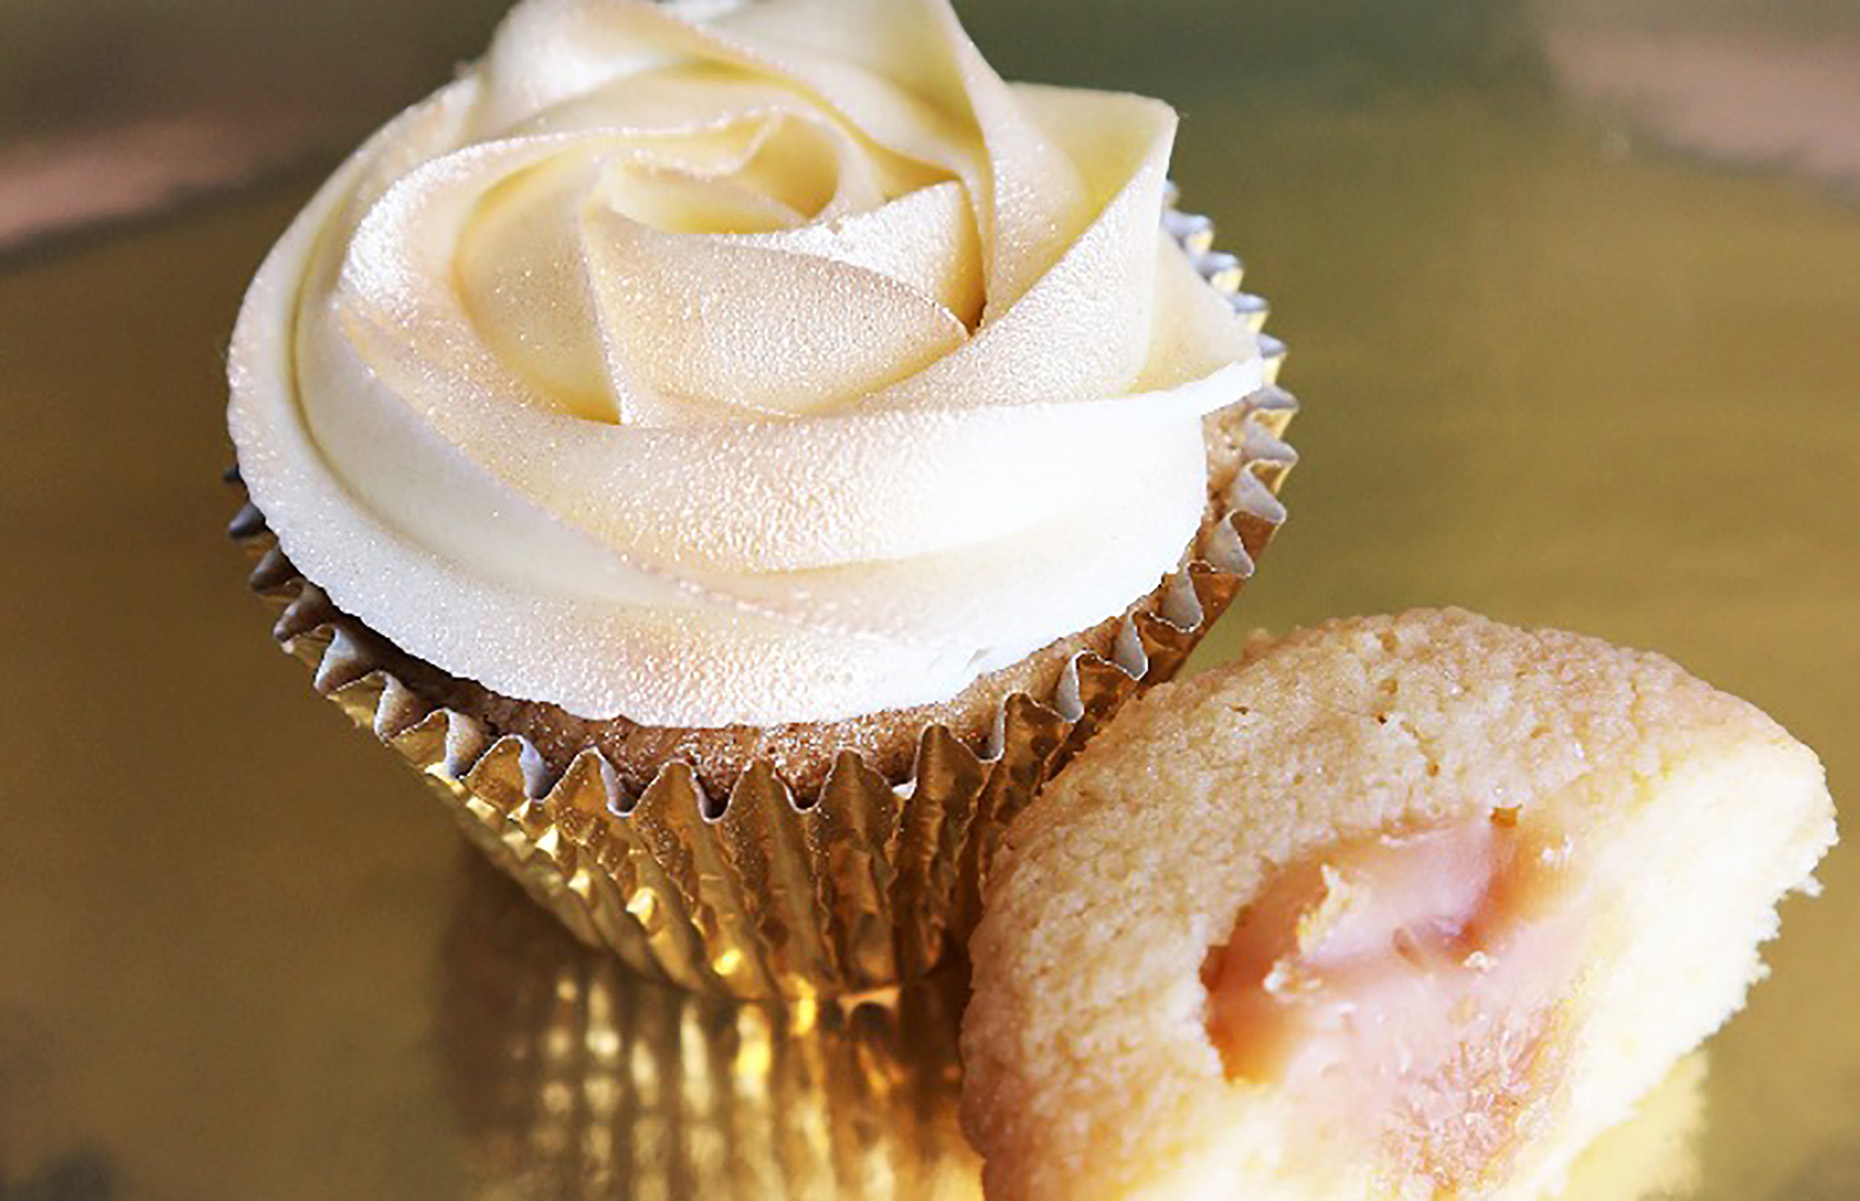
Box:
1204 811 1575 1190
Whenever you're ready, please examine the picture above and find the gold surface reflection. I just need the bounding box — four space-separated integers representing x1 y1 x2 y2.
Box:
2 2 1857 1199
443 855 978 1201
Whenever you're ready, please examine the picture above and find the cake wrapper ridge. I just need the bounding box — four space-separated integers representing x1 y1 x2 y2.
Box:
229 204 1296 999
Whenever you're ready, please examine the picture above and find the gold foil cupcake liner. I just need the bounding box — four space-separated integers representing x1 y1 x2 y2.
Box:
442 853 979 1200
229 204 1296 1000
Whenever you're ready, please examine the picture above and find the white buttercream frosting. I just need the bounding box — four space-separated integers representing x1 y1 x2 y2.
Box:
228 0 1263 727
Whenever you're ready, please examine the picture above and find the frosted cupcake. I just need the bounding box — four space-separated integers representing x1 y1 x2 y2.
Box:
962 609 1835 1199
226 0 1295 997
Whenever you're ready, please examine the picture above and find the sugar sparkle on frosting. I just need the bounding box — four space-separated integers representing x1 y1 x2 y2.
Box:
228 0 1263 726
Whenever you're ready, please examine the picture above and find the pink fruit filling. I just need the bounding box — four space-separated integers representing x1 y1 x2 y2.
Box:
1204 811 1576 1190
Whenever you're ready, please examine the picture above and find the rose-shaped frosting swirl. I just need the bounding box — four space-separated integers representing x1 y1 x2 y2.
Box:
229 0 1263 726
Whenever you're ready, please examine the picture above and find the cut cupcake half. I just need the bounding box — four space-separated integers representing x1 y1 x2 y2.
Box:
961 609 1835 1200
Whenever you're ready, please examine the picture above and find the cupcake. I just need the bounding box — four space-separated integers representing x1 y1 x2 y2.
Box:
961 609 1835 1199
226 0 1295 997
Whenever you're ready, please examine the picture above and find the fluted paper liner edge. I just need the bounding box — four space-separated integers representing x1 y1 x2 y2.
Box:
228 205 1296 999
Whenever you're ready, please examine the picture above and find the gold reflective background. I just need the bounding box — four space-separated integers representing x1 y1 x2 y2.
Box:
2 2 1857 1198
